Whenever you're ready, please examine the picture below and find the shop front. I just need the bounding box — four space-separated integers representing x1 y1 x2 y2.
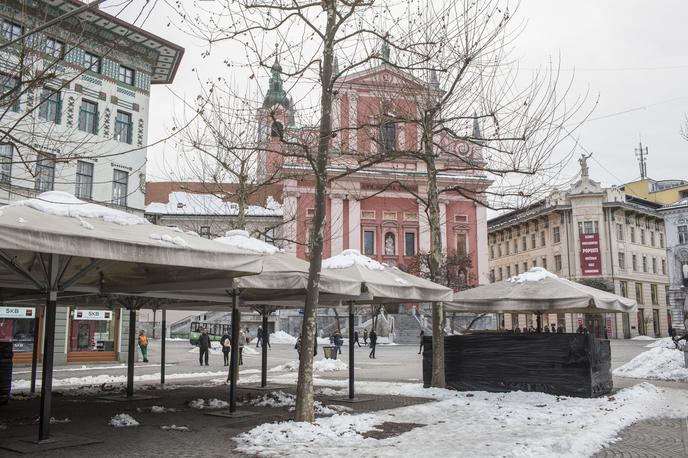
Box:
0 306 41 364
67 308 120 363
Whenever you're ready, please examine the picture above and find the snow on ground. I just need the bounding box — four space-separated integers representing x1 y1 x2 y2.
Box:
109 413 140 427
242 391 352 416
161 425 191 431
270 358 348 373
270 331 297 345
188 398 229 409
646 337 682 349
631 335 656 341
137 406 177 413
316 387 343 397
613 347 688 382
234 382 688 457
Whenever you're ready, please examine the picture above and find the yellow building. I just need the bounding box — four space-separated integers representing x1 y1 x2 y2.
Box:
624 179 688 205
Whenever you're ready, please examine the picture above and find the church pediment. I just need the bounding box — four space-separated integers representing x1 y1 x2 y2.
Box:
339 65 430 92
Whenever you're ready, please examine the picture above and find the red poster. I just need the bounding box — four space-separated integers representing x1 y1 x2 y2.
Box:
579 233 601 276
606 318 613 335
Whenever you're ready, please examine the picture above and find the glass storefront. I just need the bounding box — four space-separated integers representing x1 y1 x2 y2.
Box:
69 309 116 353
0 306 36 354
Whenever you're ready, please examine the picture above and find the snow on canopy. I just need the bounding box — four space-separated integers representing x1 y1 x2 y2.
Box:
507 266 558 283
214 229 279 254
10 191 147 225
321 249 386 271
145 192 283 217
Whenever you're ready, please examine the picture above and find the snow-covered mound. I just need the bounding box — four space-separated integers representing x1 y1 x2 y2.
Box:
631 335 656 341
188 398 229 409
613 347 688 382
322 249 385 270
270 358 348 373
270 331 297 345
508 266 558 283
646 337 679 349
214 229 279 254
242 391 351 416
109 413 140 427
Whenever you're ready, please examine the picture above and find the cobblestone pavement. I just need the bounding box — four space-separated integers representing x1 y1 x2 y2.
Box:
594 418 688 458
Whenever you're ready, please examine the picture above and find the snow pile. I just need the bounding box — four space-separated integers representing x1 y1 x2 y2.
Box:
316 387 342 397
646 337 679 349
613 347 688 381
322 249 385 271
12 370 228 390
188 398 229 410
214 230 279 254
270 359 348 373
161 425 191 432
137 406 176 413
507 267 558 283
145 192 283 217
394 277 410 285
235 382 688 457
109 413 140 428
631 335 656 341
13 191 147 225
243 391 352 416
270 331 298 345
149 233 190 248
49 417 71 424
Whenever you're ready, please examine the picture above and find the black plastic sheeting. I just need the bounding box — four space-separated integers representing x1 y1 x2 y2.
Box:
422 333 612 398
0 342 12 405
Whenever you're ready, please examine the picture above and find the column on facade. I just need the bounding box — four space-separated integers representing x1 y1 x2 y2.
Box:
348 93 358 153
332 97 341 151
330 194 345 255
348 197 361 251
475 205 490 285
418 198 431 252
439 200 447 254
282 189 299 254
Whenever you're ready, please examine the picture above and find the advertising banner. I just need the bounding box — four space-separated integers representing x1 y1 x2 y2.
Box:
580 233 601 276
0 306 35 319
73 310 112 321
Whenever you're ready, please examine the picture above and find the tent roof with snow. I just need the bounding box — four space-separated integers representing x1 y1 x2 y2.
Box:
446 267 637 314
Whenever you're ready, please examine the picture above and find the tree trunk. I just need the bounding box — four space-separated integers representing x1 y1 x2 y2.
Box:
294 0 337 423
333 308 341 333
424 115 446 388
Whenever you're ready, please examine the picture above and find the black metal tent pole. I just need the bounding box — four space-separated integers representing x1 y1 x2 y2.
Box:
348 301 355 400
38 253 58 442
228 289 241 413
161 307 166 385
126 307 137 398
261 308 268 388
30 304 40 393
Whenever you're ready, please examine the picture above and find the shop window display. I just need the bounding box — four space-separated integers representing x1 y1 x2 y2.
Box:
69 309 116 352
0 306 36 353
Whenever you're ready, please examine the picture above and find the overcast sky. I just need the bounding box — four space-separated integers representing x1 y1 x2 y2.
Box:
116 1 688 191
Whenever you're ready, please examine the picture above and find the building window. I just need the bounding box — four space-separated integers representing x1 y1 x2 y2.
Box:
542 257 547 270
532 259 537 268
404 232 416 257
489 245 494 259
642 256 647 273
114 110 133 144
652 257 657 274
505 240 510 255
659 233 664 248
679 226 688 245
513 239 518 253
650 231 655 247
554 255 562 272
640 229 645 245
619 281 628 298
0 143 14 183
515 264 520 275
616 223 624 240
1 74 20 112
540 231 546 247
630 226 636 243
84 51 101 73
34 153 55 192
2 20 23 41
78 99 99 134
632 254 637 271
38 88 61 124
363 230 375 255
506 266 511 277
522 236 527 251
112 169 128 206
456 232 467 256
650 284 659 305
75 161 94 199
118 65 135 86
45 37 64 58
523 262 528 272
635 283 643 304
552 226 561 243
661 258 666 275
490 269 495 282
579 220 597 235
380 122 395 154
618 252 625 270
498 267 503 281
530 233 536 249
199 226 211 239
497 244 502 257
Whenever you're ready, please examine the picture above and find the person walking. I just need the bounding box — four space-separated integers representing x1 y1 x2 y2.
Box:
220 331 231 366
198 328 211 366
418 330 425 355
138 330 149 363
264 329 271 349
256 326 263 348
239 328 246 365
368 329 377 359
334 331 343 354
363 328 368 345
354 330 361 348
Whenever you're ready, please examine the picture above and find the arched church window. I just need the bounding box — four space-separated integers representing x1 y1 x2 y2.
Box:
380 122 395 154
271 120 284 138
384 232 396 255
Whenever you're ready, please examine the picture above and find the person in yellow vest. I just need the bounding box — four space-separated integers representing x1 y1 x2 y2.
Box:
138 330 149 363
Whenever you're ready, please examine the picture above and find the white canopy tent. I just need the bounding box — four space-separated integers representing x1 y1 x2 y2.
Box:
446 268 637 315
0 192 265 444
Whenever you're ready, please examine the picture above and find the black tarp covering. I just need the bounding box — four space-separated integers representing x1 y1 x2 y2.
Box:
422 333 612 398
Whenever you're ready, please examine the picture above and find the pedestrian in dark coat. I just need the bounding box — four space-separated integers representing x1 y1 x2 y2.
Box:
418 330 425 354
368 330 378 359
354 330 361 347
256 326 263 347
198 329 211 366
363 329 368 345
220 332 231 366
334 331 343 354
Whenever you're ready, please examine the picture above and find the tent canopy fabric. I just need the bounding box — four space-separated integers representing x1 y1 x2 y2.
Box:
321 249 453 304
0 192 265 296
446 268 637 314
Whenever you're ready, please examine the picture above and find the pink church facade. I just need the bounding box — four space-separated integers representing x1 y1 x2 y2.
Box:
258 57 492 288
